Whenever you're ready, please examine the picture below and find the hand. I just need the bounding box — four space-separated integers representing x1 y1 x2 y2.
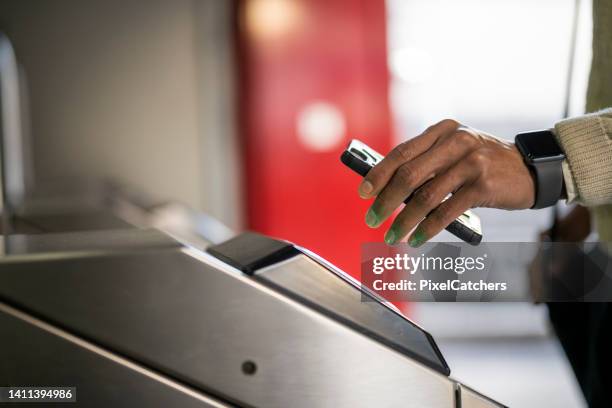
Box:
358 119 536 246
528 205 591 302
550 205 591 242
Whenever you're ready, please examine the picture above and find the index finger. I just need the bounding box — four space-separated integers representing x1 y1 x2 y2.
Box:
359 119 461 199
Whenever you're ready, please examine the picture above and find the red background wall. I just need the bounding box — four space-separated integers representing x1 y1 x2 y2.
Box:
237 0 393 278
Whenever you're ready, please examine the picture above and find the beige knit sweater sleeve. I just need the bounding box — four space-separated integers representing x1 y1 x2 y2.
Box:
554 108 612 206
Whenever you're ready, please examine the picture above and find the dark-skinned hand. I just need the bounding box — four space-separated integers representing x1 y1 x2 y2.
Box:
359 119 536 246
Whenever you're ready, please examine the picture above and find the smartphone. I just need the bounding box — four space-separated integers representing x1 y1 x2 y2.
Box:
341 139 483 245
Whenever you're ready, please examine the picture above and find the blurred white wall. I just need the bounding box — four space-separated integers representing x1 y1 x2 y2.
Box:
0 0 242 229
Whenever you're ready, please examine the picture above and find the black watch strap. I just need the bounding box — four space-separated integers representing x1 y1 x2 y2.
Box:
515 129 565 209
531 159 564 209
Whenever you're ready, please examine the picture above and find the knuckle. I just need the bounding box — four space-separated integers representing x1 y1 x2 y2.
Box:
425 118 458 134
396 165 417 187
439 118 459 128
454 130 475 146
413 187 437 208
394 141 413 161
430 206 451 225
467 149 490 170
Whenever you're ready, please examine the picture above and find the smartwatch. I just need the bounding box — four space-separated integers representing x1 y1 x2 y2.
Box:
515 129 566 209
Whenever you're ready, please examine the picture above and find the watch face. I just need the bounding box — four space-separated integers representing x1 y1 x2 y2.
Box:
516 130 565 162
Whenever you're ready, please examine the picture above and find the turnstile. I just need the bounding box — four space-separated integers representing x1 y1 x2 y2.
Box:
0 28 504 406
0 225 505 407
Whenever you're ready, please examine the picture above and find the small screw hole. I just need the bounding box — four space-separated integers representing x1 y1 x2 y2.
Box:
242 360 257 375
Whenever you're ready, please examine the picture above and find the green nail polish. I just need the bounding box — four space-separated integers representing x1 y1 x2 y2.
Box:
365 208 378 227
409 229 426 247
384 229 396 245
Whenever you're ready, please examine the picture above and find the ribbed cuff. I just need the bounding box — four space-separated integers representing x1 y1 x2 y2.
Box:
554 108 612 206
561 160 578 203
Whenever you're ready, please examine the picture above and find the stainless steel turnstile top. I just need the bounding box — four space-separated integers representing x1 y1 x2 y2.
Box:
0 229 505 407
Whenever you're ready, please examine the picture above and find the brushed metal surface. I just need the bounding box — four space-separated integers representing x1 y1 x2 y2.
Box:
460 384 507 408
0 246 455 407
17 210 133 232
0 302 231 408
0 228 178 256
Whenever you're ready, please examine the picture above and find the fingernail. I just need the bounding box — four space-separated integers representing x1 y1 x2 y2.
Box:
384 228 396 245
365 208 379 227
409 229 426 247
359 180 374 198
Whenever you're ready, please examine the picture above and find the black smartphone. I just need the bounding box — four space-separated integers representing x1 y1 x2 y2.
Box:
341 139 483 245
